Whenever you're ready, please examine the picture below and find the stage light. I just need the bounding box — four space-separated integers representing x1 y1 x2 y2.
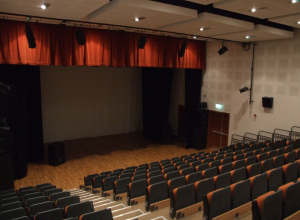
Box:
216 103 223 110
137 36 147 49
75 30 86 45
218 44 228 55
40 3 50 10
25 23 36 49
178 39 187 57
200 28 204 31
239 87 250 93
251 8 256 12
135 18 139 22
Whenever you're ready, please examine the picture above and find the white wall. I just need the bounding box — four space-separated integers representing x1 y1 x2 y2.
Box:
40 66 142 143
203 29 300 144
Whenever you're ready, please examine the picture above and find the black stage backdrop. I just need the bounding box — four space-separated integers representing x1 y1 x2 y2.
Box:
0 65 44 179
142 68 173 142
185 69 202 149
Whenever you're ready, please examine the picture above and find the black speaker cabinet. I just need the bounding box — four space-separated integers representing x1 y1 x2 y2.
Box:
193 109 208 150
0 153 14 191
262 97 273 108
48 142 65 166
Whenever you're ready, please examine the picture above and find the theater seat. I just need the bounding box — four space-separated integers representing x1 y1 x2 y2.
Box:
167 176 186 196
232 160 244 170
252 190 283 220
79 208 113 220
218 163 232 174
202 167 217 179
0 207 26 220
247 163 261 178
127 179 147 206
273 155 285 168
34 208 63 220
244 156 256 166
179 167 194 176
249 173 268 200
278 181 300 218
230 167 246 184
185 171 202 184
261 158 273 173
113 177 131 201
0 201 22 213
65 201 94 219
284 152 296 164
195 178 214 203
147 175 164 185
28 201 53 219
213 172 231 190
203 187 231 220
196 164 209 172
266 167 283 191
169 183 196 219
164 171 180 181
282 162 298 184
145 181 169 212
230 179 251 209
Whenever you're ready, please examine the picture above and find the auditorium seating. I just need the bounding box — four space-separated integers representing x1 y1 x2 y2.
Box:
0 200 22 213
230 167 246 183
195 178 214 203
273 155 285 168
164 171 180 181
283 162 298 183
65 201 94 219
55 195 80 213
230 179 251 209
284 152 296 164
167 176 186 195
79 208 113 220
1 196 20 205
247 163 261 178
34 208 63 220
185 171 202 184
266 167 283 191
24 196 46 212
83 174 98 191
0 207 27 220
102 176 118 196
278 181 300 218
252 190 283 220
214 172 231 189
202 167 217 179
43 188 62 197
147 175 164 185
127 179 147 206
113 177 131 201
249 173 268 200
28 201 53 219
261 158 273 173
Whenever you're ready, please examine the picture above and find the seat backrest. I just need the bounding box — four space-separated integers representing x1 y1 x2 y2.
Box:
179 167 194 176
185 171 202 184
48 191 70 202
55 195 80 209
218 163 232 174
162 167 175 175
36 183 51 191
103 176 118 191
22 192 42 202
34 208 63 220
25 196 47 209
195 178 214 203
278 181 300 218
191 161 202 168
277 147 285 155
177 164 190 171
18 186 35 195
147 166 160 173
150 161 160 166
273 155 285 168
221 157 232 165
131 173 147 182
20 188 37 197
209 160 221 168
245 156 256 166
174 161 185 168
232 160 244 170
147 170 162 178
256 152 268 162
230 167 246 183
167 176 186 194
266 167 283 191
114 177 131 195
79 208 113 220
119 173 133 179
164 171 180 181
92 174 106 188
0 207 26 220
0 196 20 205
65 201 94 219
133 170 147 176
205 187 231 219
28 201 53 218
249 173 268 200
196 163 209 172
285 145 293 153
125 166 137 171
284 152 296 164
161 163 173 170
254 190 283 220
84 174 98 186
262 146 271 153
202 167 217 179
171 183 195 213
0 189 15 196
127 179 147 200
261 158 273 173
0 200 22 213
201 158 213 164
146 181 169 205
244 152 254 158
283 162 298 183
214 172 231 190
147 175 165 185
44 188 62 197
268 150 277 159
39 185 56 193
247 163 261 178
100 171 112 176
230 179 251 209
233 154 244 161
113 168 124 173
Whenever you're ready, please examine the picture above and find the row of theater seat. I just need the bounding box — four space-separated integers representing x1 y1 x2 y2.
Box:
0 183 113 220
221 138 300 152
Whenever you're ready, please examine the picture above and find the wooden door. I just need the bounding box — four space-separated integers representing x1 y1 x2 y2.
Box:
207 110 230 149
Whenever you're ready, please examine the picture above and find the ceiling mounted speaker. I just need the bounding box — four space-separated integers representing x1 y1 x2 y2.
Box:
138 36 147 49
179 39 187 57
75 30 86 45
25 23 36 49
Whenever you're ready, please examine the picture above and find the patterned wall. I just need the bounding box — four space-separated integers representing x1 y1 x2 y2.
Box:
203 29 300 144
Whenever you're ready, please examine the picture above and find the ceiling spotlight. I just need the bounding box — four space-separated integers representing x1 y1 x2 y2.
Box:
40 3 50 10
251 8 256 12
246 36 250 39
193 36 197 39
239 87 250 93
218 43 228 55
200 28 204 31
291 0 299 3
297 21 300 24
135 18 139 22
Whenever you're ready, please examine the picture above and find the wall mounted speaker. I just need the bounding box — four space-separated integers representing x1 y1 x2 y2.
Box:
75 30 86 45
137 36 147 49
25 23 36 48
262 97 273 108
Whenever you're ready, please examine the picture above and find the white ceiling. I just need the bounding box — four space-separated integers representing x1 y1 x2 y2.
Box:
0 0 298 42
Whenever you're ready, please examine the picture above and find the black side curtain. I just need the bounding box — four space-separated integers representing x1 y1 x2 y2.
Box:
0 64 44 180
142 67 173 142
185 69 202 149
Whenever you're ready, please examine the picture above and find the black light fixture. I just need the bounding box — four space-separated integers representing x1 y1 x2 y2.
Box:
239 87 250 93
25 23 36 49
179 39 187 57
218 43 228 55
137 36 147 49
75 30 86 45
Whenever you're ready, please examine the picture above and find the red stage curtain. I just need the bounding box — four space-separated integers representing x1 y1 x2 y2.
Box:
0 20 206 69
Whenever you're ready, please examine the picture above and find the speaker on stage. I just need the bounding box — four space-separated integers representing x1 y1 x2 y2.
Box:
48 142 65 166
193 109 208 150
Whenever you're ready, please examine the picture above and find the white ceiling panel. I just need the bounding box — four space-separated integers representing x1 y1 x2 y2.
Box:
185 0 222 5
270 13 300 29
0 0 110 21
87 0 197 29
214 0 300 19
159 12 253 37
213 24 294 42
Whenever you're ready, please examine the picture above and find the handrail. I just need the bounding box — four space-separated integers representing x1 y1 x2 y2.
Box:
273 128 291 141
231 134 244 145
243 132 258 144
291 126 300 140
257 130 273 142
